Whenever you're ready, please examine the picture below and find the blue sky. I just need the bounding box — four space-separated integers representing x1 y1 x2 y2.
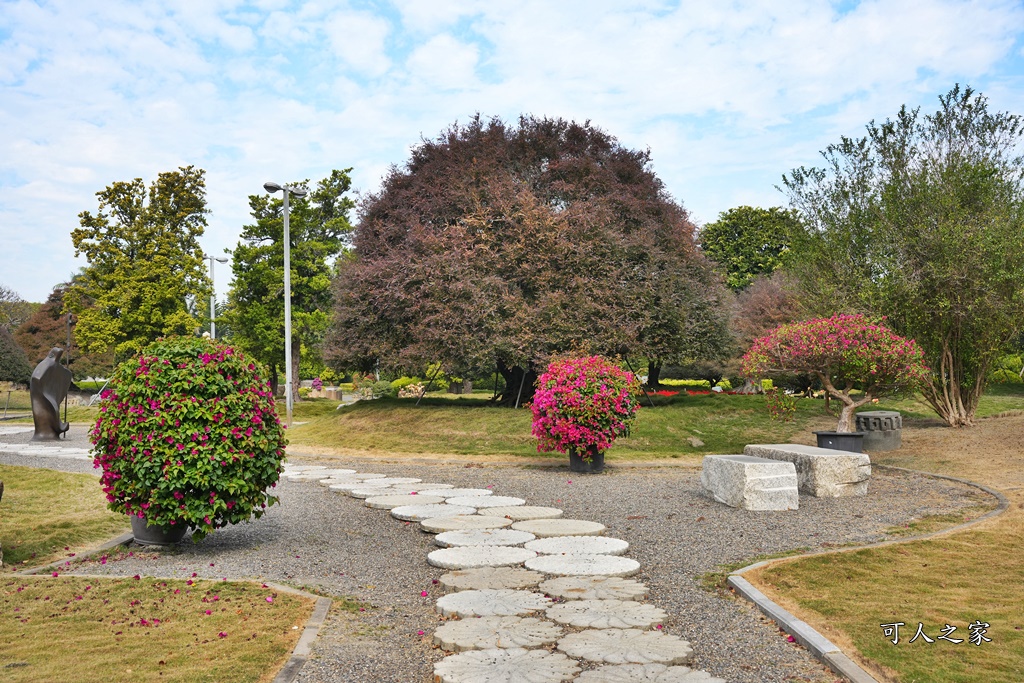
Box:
3 0 1024 302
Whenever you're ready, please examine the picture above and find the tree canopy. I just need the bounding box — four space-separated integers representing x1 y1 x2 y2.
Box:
327 115 729 403
226 170 355 397
0 326 31 384
783 85 1024 427
67 166 210 360
0 284 36 333
699 206 798 291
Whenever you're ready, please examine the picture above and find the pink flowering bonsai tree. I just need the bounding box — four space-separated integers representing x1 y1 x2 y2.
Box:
742 314 929 432
91 336 287 541
530 355 641 465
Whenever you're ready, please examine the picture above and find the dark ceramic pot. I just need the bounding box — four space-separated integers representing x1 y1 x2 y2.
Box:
813 431 865 453
130 516 188 546
568 445 605 473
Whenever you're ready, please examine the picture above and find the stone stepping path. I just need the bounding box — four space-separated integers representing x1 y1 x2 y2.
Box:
511 518 606 537
428 546 538 569
435 529 537 547
576 664 727 682
364 494 445 509
447 495 526 508
546 599 667 629
539 576 649 601
436 589 552 617
275 463 724 682
526 554 642 577
433 616 563 651
558 629 694 665
525 535 629 556
440 567 545 592
419 488 495 499
392 503 478 521
421 515 514 533
434 648 579 683
479 505 564 520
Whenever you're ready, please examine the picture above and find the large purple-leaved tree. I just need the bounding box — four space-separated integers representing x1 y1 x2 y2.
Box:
326 115 729 405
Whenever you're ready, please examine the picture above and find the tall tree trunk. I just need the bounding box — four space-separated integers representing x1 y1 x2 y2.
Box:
496 360 537 408
646 361 662 389
920 340 980 427
291 339 301 403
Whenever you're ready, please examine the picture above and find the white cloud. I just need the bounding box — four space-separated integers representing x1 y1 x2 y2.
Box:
406 33 480 90
324 11 393 77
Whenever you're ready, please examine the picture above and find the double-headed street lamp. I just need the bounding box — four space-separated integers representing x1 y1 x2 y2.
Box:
204 254 229 339
263 181 307 427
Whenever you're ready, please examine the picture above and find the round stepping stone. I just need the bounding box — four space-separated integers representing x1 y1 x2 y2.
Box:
319 468 358 476
364 494 445 509
546 599 667 629
440 567 545 592
382 483 455 493
557 629 693 665
428 546 538 569
347 487 408 499
328 481 392 493
447 495 527 508
433 616 564 651
419 488 494 499
346 472 388 480
479 505 564 520
436 589 552 617
366 477 423 485
421 516 514 533
320 477 369 485
283 465 327 472
511 519 606 537
284 473 331 481
436 529 537 547
434 648 579 683
526 554 641 577
576 664 727 682
391 504 477 521
525 536 629 556
539 576 649 601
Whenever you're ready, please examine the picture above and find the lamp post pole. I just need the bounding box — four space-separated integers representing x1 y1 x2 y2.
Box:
263 181 307 427
205 254 228 339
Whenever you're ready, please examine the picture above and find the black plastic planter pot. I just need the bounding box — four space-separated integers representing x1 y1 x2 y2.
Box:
813 431 865 453
130 516 188 546
568 446 606 473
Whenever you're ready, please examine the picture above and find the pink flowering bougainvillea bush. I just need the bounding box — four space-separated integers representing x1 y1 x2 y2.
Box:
91 336 287 541
742 314 929 432
530 356 641 460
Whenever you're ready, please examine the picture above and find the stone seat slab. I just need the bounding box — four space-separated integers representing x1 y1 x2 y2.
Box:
744 443 871 497
700 455 798 511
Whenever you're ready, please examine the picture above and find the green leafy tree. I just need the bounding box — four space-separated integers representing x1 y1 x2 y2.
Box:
67 166 210 360
699 206 798 291
782 85 1024 427
225 170 355 399
0 326 32 384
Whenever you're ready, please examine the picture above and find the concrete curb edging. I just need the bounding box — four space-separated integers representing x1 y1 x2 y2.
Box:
727 467 1011 683
726 574 880 683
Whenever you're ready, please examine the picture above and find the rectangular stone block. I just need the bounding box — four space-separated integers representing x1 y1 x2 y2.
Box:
701 455 799 511
743 444 871 497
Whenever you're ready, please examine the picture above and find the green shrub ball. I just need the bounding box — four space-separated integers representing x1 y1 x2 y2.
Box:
91 336 287 541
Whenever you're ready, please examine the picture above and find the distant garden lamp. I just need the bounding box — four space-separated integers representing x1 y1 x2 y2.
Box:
263 181 307 427
204 254 229 339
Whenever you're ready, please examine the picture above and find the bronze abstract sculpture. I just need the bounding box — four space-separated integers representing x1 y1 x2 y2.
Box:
30 347 72 441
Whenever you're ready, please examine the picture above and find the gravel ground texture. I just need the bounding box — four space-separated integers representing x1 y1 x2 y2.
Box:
1 427 993 683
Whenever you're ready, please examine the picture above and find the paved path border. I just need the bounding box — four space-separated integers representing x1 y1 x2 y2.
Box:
727 466 1010 683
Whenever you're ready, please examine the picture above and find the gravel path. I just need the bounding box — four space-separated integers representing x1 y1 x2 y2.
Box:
1 430 990 683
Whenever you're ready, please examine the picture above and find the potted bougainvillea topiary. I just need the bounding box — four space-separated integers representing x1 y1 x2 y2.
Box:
530 356 641 473
91 336 287 544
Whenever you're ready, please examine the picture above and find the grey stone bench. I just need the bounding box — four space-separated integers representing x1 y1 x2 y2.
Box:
700 455 799 511
743 444 871 497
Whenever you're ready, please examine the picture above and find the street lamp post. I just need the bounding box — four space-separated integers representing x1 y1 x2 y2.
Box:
205 254 229 339
263 181 307 427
